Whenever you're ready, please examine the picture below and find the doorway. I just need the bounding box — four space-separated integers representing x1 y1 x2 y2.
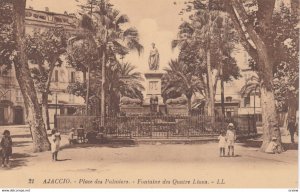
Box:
14 107 24 125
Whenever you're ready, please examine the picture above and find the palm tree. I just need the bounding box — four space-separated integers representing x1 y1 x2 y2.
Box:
240 76 261 125
69 0 143 125
163 59 204 113
107 62 144 116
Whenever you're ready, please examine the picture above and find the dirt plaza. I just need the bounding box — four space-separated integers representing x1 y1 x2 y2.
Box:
0 125 297 188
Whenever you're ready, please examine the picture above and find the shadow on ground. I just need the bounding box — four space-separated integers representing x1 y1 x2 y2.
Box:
238 139 263 148
1 153 36 170
14 141 32 148
282 143 298 150
11 134 32 139
238 138 298 151
221 154 242 158
56 158 72 162
61 141 137 150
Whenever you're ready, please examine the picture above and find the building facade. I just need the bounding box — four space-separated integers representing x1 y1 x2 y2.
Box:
0 7 85 126
214 51 262 124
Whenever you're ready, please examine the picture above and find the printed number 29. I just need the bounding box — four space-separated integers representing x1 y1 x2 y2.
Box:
28 178 34 184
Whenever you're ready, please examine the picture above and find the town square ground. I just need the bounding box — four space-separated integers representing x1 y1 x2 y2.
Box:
0 126 297 188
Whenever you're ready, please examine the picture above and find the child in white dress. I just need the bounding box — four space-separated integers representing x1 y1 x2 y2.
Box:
226 123 236 156
218 131 227 157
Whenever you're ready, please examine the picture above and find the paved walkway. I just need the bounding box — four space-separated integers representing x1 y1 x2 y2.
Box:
0 126 298 188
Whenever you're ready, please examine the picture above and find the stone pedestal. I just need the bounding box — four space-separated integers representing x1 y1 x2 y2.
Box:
143 71 164 105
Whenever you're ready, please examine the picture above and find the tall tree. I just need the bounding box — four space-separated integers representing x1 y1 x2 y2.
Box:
26 27 67 130
106 62 144 116
226 0 281 151
172 7 240 125
184 0 296 151
163 59 205 113
0 0 50 152
271 4 299 120
67 37 100 115
70 0 143 125
67 61 144 116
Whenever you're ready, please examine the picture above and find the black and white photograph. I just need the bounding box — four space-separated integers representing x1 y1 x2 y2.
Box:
0 0 298 190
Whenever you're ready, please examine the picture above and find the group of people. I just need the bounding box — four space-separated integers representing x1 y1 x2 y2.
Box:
218 123 236 157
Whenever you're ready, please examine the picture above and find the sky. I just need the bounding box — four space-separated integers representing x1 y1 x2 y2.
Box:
26 0 187 73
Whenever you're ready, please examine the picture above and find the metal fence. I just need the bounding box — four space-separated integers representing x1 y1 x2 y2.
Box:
56 114 257 139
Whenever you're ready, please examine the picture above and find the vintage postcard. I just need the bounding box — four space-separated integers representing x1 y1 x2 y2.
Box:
0 0 298 190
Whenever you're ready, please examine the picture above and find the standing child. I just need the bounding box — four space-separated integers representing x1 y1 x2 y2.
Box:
226 123 236 156
50 129 61 161
218 131 227 157
68 128 76 144
1 130 12 168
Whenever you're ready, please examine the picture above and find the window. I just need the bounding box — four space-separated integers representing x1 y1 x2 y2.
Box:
226 111 232 118
244 96 250 107
54 17 63 23
38 15 46 20
225 108 234 118
54 70 59 82
16 90 23 102
225 96 232 102
70 71 76 83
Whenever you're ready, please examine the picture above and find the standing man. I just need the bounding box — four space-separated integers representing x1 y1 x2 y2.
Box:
287 117 296 143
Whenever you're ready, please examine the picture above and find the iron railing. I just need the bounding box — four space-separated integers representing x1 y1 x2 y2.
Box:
56 114 257 139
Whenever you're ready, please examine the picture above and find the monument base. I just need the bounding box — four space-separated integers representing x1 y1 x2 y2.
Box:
143 71 165 107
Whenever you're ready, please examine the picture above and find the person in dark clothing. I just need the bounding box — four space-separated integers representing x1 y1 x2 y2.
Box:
287 117 296 143
1 130 12 168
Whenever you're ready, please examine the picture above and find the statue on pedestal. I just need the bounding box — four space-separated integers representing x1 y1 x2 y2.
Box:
148 43 159 71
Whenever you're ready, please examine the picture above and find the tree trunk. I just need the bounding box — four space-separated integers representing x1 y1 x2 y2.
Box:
12 0 50 152
41 92 50 130
100 51 106 126
86 66 91 115
260 86 283 152
227 0 282 152
187 96 192 115
42 61 55 131
220 72 225 118
207 49 215 129
83 70 87 83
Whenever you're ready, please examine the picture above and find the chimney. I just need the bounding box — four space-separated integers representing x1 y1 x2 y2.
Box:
45 7 49 12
